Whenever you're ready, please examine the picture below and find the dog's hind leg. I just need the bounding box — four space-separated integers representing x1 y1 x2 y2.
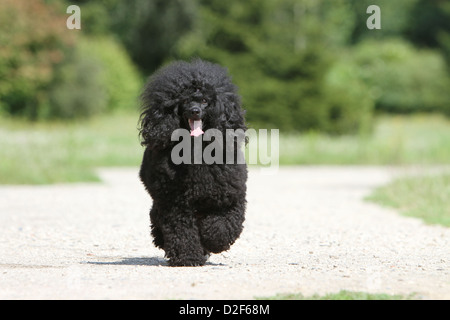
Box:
149 206 164 249
198 201 245 254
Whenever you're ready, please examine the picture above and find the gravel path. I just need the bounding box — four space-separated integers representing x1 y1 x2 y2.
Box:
0 166 449 299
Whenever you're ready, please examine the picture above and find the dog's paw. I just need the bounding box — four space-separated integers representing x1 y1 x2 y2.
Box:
168 255 207 267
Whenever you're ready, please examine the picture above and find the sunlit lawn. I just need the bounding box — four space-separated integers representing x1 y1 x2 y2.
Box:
279 114 450 165
0 111 143 184
1 113 450 184
367 173 450 227
257 290 412 300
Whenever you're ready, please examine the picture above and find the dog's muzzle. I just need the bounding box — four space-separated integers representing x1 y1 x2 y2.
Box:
186 103 204 137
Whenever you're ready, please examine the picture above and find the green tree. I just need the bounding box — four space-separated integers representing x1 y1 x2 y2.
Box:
406 0 450 66
71 0 198 74
351 39 450 115
0 0 74 119
349 0 420 43
177 0 373 133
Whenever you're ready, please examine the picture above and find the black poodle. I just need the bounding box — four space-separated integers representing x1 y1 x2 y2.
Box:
138 59 247 266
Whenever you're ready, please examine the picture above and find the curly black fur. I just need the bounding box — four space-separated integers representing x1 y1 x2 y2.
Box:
139 59 247 266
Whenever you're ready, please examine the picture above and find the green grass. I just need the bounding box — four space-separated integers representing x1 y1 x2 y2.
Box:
257 290 411 300
279 114 450 165
1 113 450 184
0 111 143 184
367 173 450 227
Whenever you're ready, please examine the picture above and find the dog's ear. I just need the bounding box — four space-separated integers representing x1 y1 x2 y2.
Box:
216 92 247 132
139 99 180 150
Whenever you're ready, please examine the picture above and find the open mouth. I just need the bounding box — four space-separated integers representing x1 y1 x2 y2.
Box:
188 119 204 137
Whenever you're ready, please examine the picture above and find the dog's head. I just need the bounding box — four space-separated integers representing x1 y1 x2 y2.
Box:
178 83 216 137
139 59 246 149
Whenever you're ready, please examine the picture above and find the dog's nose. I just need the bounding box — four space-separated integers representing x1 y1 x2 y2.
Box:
189 107 201 117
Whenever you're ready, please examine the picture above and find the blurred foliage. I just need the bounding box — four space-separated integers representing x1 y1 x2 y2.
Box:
43 36 142 119
406 0 450 51
349 0 420 42
0 0 74 119
174 0 449 132
352 39 450 114
77 37 142 113
44 36 142 119
176 0 373 133
350 0 450 65
0 0 142 120
0 0 449 131
70 0 198 74
46 46 107 119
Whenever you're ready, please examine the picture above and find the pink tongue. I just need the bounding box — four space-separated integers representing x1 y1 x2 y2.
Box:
190 120 204 137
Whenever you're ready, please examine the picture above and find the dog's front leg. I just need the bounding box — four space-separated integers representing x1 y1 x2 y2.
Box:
159 205 207 267
198 199 246 254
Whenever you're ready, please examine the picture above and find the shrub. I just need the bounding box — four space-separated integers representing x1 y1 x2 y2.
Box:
45 49 107 119
0 0 74 119
108 0 197 74
45 36 142 119
0 0 142 120
218 46 374 134
78 37 143 112
353 39 450 115
323 59 374 134
227 55 374 134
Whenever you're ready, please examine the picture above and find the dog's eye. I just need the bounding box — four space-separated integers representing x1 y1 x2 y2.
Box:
201 99 207 104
